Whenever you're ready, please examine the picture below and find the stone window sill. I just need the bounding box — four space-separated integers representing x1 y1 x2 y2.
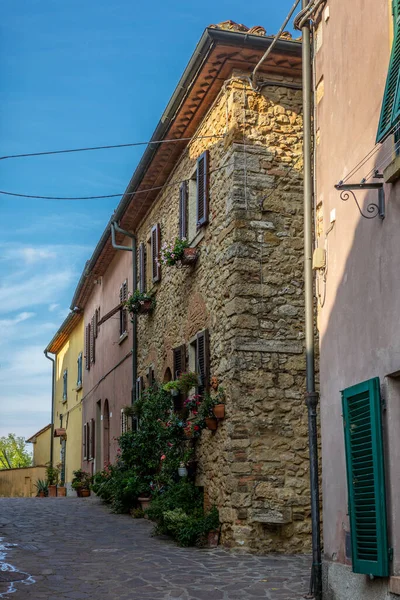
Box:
383 153 400 183
76 383 82 391
118 331 128 345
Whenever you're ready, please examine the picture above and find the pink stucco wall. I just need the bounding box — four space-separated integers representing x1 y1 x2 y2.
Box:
82 245 133 473
315 0 400 574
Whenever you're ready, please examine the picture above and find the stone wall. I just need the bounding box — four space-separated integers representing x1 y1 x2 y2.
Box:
135 70 310 552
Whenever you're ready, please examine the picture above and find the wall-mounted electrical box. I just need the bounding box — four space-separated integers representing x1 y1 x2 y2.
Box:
313 247 326 270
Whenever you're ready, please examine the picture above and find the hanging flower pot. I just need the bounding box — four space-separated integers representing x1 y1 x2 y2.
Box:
138 299 153 314
205 417 218 431
181 247 198 266
178 465 188 477
212 404 225 419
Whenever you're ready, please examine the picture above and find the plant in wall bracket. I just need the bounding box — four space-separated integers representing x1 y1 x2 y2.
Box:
160 238 198 267
125 290 155 316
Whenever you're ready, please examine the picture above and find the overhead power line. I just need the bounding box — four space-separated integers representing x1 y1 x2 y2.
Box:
0 134 224 162
0 162 233 201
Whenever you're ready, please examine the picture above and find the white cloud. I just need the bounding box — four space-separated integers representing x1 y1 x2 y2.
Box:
49 303 59 312
0 270 74 314
20 247 56 264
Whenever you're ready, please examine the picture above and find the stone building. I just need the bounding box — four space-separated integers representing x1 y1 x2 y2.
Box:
71 22 309 552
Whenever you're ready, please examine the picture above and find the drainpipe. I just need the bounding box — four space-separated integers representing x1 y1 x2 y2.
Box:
44 350 55 467
111 221 137 404
302 5 322 600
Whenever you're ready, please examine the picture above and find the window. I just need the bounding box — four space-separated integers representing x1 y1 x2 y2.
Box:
376 0 400 142
139 242 146 293
188 329 210 396
119 280 128 337
185 151 209 242
62 370 68 402
77 353 83 388
151 224 161 284
83 423 87 460
135 376 144 401
89 418 95 460
173 345 186 411
342 377 389 577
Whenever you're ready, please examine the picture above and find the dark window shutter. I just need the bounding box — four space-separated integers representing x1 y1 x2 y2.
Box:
342 377 389 577
85 325 90 371
119 281 128 335
90 318 95 364
377 3 400 142
139 242 146 293
94 308 99 338
147 366 155 388
179 182 188 239
83 423 87 460
196 329 210 396
173 345 186 379
196 150 209 228
151 224 161 283
90 418 95 460
77 353 82 386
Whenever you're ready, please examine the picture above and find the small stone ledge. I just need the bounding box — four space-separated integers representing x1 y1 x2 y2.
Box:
389 576 400 595
251 508 292 524
234 339 303 354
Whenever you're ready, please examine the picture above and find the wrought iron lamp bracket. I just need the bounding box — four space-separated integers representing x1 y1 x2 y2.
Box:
335 181 385 220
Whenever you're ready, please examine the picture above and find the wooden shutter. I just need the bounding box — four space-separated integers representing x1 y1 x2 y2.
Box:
119 281 128 335
179 182 188 239
147 366 155 388
196 329 210 395
196 150 209 228
94 308 99 338
342 377 389 577
377 2 400 141
135 376 144 400
151 224 161 283
173 345 186 379
90 317 95 364
139 242 146 293
83 423 87 460
90 418 95 460
85 324 90 371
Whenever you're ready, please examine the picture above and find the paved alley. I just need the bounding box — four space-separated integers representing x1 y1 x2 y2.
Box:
0 498 311 600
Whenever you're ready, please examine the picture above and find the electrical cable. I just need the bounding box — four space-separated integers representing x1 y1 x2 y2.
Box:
363 133 400 182
0 134 225 162
0 161 234 201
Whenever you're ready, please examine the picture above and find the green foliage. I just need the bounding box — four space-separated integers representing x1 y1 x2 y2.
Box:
160 237 190 266
178 371 199 393
0 434 32 470
34 479 48 495
71 469 92 490
163 380 180 392
125 290 155 315
46 465 59 486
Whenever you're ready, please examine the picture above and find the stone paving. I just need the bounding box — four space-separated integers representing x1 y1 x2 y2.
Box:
0 497 311 599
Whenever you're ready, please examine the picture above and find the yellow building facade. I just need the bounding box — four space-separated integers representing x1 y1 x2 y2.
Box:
26 424 51 466
45 311 84 494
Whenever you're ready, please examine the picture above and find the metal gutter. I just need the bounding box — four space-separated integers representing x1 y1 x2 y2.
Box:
69 28 302 311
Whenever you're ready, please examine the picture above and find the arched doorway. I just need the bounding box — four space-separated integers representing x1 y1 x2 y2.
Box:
163 367 172 383
103 399 110 467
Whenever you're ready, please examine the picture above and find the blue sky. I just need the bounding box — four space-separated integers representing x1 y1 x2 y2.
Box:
0 1 297 440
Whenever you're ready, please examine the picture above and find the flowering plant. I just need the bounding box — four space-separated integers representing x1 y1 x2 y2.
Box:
178 371 200 393
160 238 190 266
125 290 155 315
184 394 202 413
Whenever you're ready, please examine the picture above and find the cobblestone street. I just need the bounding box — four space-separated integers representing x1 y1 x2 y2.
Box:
0 498 311 599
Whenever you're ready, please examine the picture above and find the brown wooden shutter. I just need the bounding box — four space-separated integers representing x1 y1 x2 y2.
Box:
85 325 90 371
94 308 99 338
139 242 146 293
147 366 155 388
196 150 209 228
90 418 95 460
179 182 188 239
83 423 87 460
197 329 210 395
119 281 128 335
90 317 95 364
151 224 161 283
173 345 186 379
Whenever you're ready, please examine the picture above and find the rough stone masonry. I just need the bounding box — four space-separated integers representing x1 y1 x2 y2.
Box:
135 68 310 553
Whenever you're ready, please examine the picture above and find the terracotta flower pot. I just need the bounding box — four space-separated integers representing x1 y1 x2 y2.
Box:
81 489 91 497
48 485 57 497
205 417 218 431
207 530 219 548
181 247 198 266
212 404 225 419
139 300 153 314
57 486 66 497
38 491 46 498
138 497 151 512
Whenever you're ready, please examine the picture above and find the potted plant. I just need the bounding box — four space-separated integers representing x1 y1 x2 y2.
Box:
212 386 226 419
178 371 200 394
205 416 218 431
34 479 48 497
125 290 155 316
57 484 67 497
163 380 180 397
160 238 198 267
178 448 194 477
178 462 188 477
46 466 59 497
72 469 92 497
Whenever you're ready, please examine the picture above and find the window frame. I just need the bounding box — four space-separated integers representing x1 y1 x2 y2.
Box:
77 353 83 389
62 369 68 402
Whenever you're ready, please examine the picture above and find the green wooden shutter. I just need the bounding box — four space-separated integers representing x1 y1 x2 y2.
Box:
342 377 389 577
377 0 400 142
